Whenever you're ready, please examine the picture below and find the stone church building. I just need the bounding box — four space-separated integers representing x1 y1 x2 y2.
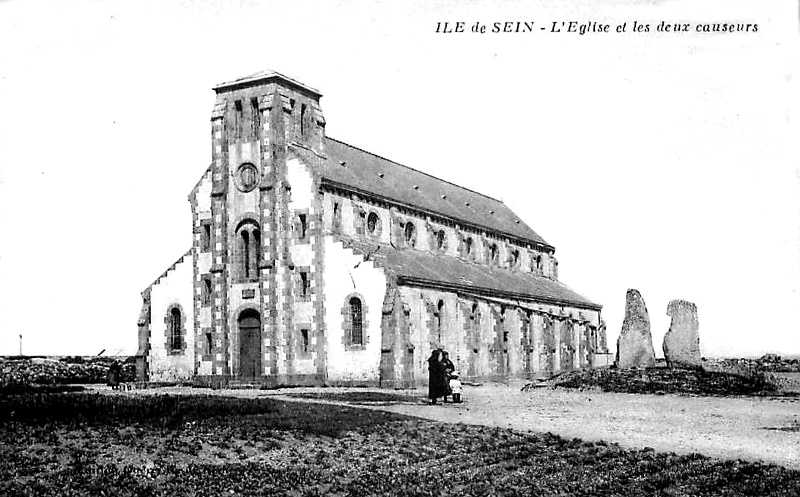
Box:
136 70 610 387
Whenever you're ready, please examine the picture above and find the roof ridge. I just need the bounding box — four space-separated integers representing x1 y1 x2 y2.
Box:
326 137 504 204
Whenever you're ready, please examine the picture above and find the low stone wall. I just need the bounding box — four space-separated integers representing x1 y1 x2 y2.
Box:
0 357 136 388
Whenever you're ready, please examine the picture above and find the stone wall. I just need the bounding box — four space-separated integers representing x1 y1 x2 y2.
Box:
395 285 603 386
321 190 558 280
322 237 386 384
148 253 195 383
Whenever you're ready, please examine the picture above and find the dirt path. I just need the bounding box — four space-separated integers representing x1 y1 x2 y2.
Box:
366 383 800 470
100 382 800 469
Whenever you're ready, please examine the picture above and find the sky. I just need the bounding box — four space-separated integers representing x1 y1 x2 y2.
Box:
0 0 798 358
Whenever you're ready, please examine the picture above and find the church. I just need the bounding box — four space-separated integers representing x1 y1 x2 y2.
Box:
135 70 611 387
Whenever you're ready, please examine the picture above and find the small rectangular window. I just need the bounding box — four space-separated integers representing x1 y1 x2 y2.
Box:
251 97 260 140
202 277 212 305
201 222 212 252
300 103 307 136
299 271 309 297
298 213 307 239
332 202 340 228
234 100 243 140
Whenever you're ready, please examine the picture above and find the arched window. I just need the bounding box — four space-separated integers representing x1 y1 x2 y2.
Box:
236 220 261 281
241 230 249 277
350 297 363 346
165 305 185 354
342 293 369 349
404 222 416 247
367 212 379 235
436 230 445 251
465 237 473 256
489 243 498 264
512 249 520 268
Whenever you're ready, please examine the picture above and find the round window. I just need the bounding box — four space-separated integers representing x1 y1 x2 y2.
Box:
236 163 259 192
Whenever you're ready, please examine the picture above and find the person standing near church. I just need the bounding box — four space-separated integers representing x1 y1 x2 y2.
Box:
427 349 447 404
441 350 455 402
441 350 455 378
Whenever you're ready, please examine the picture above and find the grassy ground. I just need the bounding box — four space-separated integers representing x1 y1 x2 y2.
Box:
2 391 800 496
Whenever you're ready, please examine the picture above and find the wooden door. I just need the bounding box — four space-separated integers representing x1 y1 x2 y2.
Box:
238 310 261 379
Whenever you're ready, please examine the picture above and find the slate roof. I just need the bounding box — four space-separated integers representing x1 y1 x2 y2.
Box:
337 236 600 310
321 138 551 248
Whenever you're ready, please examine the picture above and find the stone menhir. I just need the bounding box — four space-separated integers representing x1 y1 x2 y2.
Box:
662 299 700 367
615 289 656 368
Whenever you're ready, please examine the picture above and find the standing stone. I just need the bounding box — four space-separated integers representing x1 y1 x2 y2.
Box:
662 300 700 367
615 289 656 368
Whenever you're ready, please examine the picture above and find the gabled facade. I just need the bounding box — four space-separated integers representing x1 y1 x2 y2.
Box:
136 71 610 387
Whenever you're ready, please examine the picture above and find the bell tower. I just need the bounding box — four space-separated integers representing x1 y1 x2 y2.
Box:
201 71 326 381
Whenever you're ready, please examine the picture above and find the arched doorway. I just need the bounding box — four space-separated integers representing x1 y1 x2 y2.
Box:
238 309 261 379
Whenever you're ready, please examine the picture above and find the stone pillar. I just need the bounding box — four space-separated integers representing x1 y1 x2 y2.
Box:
209 101 230 378
531 313 542 374
615 289 656 368
553 316 561 372
662 299 700 367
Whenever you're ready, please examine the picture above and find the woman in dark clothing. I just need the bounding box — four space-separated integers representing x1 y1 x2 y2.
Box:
441 351 455 378
441 351 455 402
427 349 447 404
